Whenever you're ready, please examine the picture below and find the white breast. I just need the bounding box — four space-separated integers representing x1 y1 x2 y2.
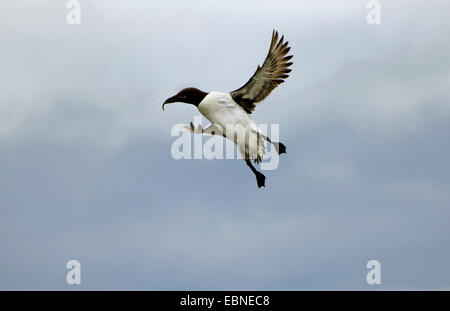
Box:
198 91 264 162
198 92 252 128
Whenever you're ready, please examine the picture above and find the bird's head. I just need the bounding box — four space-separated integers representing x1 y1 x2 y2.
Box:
162 87 208 111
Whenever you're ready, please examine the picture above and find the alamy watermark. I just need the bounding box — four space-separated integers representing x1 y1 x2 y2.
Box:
66 259 81 285
66 0 81 25
170 116 282 170
366 0 381 25
366 259 381 285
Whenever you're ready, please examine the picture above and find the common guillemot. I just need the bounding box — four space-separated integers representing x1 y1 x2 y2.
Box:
163 30 293 188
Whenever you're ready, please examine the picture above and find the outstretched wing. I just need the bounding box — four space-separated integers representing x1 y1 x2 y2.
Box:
230 30 293 114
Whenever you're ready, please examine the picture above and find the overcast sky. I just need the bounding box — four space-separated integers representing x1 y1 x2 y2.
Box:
1 0 449 290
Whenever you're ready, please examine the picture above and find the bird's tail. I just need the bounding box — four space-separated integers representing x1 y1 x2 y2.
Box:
271 142 287 155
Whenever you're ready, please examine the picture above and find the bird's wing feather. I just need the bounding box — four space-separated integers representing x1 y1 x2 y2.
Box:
230 30 293 114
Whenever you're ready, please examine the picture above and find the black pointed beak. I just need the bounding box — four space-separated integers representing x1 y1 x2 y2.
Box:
162 95 178 111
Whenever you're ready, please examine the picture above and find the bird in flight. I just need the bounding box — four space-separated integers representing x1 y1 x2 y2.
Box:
163 30 293 188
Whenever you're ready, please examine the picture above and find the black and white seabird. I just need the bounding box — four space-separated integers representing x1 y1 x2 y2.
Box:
163 30 293 188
